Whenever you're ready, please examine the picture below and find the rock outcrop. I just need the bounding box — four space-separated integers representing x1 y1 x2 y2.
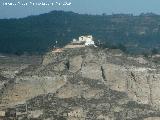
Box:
0 47 160 120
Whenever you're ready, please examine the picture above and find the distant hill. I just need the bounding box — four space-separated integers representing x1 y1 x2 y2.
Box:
0 11 160 55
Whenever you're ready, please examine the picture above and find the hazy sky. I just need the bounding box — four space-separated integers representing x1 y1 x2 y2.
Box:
1 0 160 19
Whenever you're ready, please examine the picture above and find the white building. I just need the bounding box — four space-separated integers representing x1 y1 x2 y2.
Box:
72 38 77 42
78 35 95 46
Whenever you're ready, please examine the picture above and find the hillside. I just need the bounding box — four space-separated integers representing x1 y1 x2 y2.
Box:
0 46 160 119
0 11 160 55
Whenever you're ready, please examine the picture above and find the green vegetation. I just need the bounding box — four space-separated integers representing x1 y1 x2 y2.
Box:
0 11 160 55
151 48 159 55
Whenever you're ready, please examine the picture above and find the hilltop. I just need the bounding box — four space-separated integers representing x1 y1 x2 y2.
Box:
0 11 160 55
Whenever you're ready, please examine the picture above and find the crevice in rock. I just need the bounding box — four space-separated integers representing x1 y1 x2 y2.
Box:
125 67 130 90
130 72 137 82
101 66 106 81
79 57 85 72
126 79 129 90
65 60 70 70
80 61 83 71
146 75 153 105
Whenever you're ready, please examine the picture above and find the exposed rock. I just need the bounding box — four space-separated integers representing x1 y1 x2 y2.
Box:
0 111 5 117
67 107 86 120
81 62 102 80
82 88 104 99
0 75 66 107
56 83 81 98
144 117 160 120
97 115 114 120
0 47 160 120
69 55 83 73
28 110 43 119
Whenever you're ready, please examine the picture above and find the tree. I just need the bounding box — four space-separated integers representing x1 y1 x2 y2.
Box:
151 48 158 55
117 43 127 52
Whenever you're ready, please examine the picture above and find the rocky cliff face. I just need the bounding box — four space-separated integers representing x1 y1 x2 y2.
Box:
0 47 160 120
